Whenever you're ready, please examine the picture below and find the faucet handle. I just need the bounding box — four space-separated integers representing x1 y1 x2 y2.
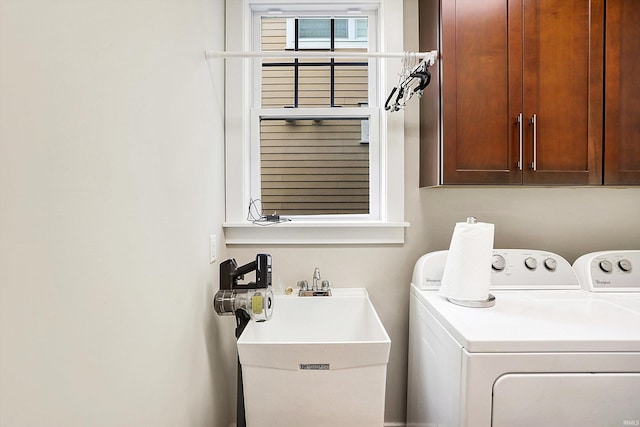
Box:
297 280 308 291
321 280 331 291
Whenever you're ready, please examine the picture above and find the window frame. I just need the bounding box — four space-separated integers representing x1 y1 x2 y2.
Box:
223 0 408 245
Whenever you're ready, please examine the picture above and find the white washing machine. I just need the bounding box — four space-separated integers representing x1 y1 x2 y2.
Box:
407 249 640 427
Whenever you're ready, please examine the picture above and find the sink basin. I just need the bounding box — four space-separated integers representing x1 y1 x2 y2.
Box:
237 288 391 427
238 288 390 369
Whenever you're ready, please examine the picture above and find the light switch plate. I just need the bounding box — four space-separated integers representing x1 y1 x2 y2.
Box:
209 235 216 264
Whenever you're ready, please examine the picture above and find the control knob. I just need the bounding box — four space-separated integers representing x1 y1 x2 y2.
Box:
524 257 537 270
598 260 613 273
618 259 632 272
492 254 506 271
543 257 557 271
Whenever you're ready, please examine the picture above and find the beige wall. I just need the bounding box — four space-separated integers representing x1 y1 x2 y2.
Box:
226 1 640 424
0 1 232 426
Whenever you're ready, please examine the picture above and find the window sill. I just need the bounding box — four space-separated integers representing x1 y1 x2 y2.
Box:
222 221 409 245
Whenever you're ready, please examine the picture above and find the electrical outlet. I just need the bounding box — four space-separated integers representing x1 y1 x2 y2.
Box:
209 235 216 264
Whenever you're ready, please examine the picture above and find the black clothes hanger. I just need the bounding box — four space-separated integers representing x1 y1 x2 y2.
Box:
385 54 433 112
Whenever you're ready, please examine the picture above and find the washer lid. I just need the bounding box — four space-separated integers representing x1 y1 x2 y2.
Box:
412 285 640 353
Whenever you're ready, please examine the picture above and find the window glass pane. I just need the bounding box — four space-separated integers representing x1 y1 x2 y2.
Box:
299 18 330 39
356 19 368 38
260 118 370 215
261 61 295 107
261 17 287 51
297 63 331 107
334 61 369 107
297 18 348 40
333 19 348 39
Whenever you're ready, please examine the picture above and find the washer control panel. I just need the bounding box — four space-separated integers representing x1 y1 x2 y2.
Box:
490 249 579 289
573 250 640 292
412 249 579 291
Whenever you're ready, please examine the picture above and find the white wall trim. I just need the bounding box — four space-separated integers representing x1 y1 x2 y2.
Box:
223 221 408 244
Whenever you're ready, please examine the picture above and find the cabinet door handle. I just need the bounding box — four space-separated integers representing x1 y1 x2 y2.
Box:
515 113 523 170
529 114 537 170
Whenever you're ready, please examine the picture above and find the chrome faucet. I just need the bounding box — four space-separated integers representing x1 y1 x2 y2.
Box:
297 267 331 296
312 267 321 291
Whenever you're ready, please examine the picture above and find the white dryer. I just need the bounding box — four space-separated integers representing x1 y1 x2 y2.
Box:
407 249 640 427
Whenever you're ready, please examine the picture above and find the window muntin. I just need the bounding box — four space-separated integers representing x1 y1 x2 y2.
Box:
260 58 368 108
262 16 369 108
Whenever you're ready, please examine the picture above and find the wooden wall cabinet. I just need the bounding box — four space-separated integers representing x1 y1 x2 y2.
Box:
420 0 605 186
604 0 640 185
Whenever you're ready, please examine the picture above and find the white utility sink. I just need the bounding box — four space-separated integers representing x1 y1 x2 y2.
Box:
237 288 391 427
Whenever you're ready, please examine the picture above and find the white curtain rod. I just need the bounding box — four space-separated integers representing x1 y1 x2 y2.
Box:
205 49 438 63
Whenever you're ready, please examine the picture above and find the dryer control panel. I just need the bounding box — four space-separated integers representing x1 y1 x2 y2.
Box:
573 250 640 292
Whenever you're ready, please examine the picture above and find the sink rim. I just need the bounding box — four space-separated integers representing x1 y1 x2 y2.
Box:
238 288 390 345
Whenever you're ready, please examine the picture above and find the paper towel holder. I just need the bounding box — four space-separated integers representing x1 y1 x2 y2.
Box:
443 216 496 308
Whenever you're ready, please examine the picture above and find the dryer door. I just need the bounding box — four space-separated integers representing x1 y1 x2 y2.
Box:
492 373 640 427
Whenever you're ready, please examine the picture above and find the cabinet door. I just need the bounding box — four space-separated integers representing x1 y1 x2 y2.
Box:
522 0 603 185
441 0 523 184
604 0 640 185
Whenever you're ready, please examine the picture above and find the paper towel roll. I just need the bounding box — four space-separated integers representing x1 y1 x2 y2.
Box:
439 219 495 302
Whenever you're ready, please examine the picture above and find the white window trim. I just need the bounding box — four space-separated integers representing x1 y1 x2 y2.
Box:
223 0 407 245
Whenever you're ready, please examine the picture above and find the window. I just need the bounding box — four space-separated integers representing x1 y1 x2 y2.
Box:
224 0 407 244
259 13 374 217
